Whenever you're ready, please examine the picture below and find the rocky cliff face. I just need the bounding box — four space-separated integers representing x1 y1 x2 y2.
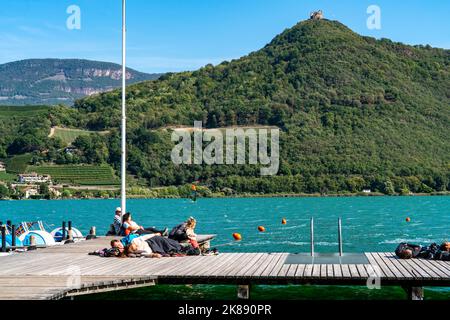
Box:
0 59 161 105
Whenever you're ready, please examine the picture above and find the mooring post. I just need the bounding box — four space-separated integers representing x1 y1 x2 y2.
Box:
62 221 66 240
11 225 16 247
6 220 11 230
403 286 424 300
29 235 36 251
237 285 250 300
86 226 97 240
1 226 6 252
338 217 343 256
310 217 314 257
65 221 74 244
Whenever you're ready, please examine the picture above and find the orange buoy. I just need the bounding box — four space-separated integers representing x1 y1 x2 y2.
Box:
406 217 411 222
281 218 287 225
258 226 266 232
232 233 242 241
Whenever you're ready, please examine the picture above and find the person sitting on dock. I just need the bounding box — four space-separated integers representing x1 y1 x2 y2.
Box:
113 207 123 235
169 217 196 242
185 217 200 249
396 242 450 261
121 212 168 237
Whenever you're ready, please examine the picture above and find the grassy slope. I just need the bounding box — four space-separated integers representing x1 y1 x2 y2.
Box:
52 127 109 145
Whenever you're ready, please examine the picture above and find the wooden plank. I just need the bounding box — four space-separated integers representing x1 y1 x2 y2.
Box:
379 253 414 279
320 264 327 278
333 264 342 278
232 253 265 277
261 254 285 277
241 254 271 277
225 254 259 277
293 264 305 277
213 253 248 278
326 264 333 278
234 253 266 278
426 260 450 278
408 257 443 280
366 253 392 279
356 265 368 278
348 264 360 278
248 253 279 278
309 264 319 278
285 264 298 277
268 253 290 277
276 262 291 278
340 265 351 279
300 264 312 278
433 260 450 276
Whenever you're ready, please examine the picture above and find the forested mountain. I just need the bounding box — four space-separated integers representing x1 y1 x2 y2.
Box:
2 19 450 195
0 59 160 106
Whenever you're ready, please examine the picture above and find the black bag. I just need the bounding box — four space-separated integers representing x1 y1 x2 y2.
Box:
417 243 440 259
179 245 200 256
169 223 189 241
434 251 450 261
395 243 422 258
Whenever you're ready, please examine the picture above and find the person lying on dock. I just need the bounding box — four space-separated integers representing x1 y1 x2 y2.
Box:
110 234 200 258
121 212 168 237
395 242 450 261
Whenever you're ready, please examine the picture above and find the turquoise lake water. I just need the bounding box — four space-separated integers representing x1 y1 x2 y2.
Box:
1 196 449 299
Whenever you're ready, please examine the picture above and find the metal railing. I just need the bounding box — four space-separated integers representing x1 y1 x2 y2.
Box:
310 217 344 257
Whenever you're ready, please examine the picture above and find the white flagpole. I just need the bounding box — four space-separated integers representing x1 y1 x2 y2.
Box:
121 0 127 215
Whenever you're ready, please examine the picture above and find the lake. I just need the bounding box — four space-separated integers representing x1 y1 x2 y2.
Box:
1 196 449 299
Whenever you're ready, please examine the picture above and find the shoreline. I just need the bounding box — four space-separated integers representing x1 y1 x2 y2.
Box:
1 191 449 201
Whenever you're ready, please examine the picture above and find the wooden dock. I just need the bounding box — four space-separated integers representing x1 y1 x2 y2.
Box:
0 237 449 300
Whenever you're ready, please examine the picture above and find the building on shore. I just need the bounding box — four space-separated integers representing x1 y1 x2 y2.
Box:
49 187 62 198
23 186 39 199
18 173 52 184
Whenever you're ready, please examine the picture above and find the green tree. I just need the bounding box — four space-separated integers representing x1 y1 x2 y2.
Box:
0 184 10 199
383 180 395 195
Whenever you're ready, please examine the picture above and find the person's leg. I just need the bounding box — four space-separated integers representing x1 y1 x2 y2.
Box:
144 227 168 235
189 239 199 249
136 229 153 235
146 236 183 254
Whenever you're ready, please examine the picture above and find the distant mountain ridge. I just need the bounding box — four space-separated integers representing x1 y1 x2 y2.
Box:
0 59 161 106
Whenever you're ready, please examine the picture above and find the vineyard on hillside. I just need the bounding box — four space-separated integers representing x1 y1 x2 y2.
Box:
26 164 120 185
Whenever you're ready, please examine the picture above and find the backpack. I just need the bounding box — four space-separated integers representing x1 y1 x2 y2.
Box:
395 243 422 258
169 223 189 241
417 243 440 259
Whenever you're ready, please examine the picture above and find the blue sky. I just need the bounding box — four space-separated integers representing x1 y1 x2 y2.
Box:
1 0 449 73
